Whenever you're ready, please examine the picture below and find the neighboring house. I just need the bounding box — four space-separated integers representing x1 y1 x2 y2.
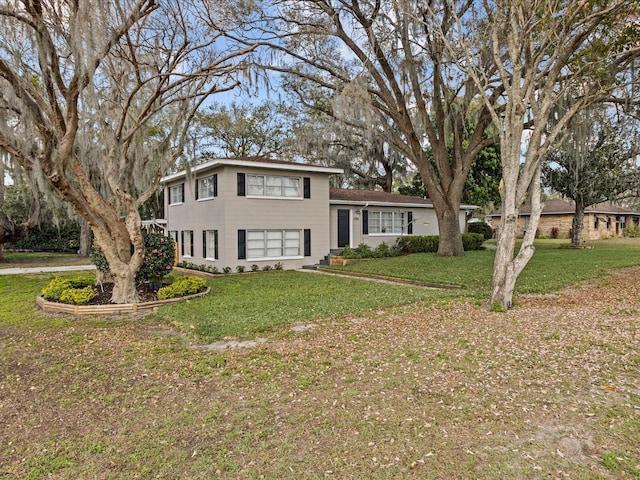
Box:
486 198 640 240
161 157 477 270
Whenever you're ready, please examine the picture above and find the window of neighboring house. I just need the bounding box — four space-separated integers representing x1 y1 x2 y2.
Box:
368 211 405 234
246 229 301 259
169 183 184 205
181 230 194 257
620 216 626 230
246 174 301 198
197 174 217 200
594 216 599 229
203 229 218 260
606 216 611 230
169 230 178 242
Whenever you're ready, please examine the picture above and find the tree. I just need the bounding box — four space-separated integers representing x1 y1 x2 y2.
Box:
226 0 500 256
543 108 640 246
0 0 253 303
458 0 640 309
194 101 294 159
399 143 502 209
0 149 39 261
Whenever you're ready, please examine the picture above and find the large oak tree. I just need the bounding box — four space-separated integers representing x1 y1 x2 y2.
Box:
0 0 253 302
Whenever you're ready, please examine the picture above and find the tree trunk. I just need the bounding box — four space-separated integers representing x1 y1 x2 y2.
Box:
78 219 92 257
571 202 585 247
489 166 543 310
434 201 465 256
0 243 4 262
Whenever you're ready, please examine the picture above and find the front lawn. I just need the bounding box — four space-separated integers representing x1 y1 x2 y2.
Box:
327 238 640 297
150 270 440 340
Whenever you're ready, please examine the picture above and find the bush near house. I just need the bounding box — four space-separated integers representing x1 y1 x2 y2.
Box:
397 233 485 254
340 242 400 259
467 221 493 240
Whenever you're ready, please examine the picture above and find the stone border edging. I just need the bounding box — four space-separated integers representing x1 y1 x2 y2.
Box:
36 287 210 316
317 267 460 289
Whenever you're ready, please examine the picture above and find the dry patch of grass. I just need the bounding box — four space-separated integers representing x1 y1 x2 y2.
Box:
1 269 639 479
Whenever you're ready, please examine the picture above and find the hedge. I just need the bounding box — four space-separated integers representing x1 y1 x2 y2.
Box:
396 233 485 254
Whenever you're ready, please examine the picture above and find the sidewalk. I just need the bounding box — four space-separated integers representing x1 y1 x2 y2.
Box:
0 265 96 275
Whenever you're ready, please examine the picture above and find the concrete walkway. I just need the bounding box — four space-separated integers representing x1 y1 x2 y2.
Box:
0 265 96 275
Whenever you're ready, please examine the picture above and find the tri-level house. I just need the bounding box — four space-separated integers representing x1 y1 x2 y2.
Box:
161 157 476 269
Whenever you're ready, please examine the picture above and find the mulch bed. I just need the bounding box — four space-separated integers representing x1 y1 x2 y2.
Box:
91 283 160 305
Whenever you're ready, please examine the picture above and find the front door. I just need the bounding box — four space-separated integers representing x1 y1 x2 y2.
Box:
337 209 350 248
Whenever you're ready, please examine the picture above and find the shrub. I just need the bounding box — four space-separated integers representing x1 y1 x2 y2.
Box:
396 235 439 254
236 265 245 273
341 243 375 259
90 231 175 285
467 221 493 240
396 234 484 254
262 265 272 271
550 226 559 239
42 275 94 301
222 266 232 274
461 233 485 251
157 276 207 300
274 262 284 270
623 225 640 238
374 242 400 258
59 286 97 305
251 264 260 272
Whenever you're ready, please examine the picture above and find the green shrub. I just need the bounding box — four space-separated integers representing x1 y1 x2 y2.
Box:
467 221 493 240
396 235 440 254
59 286 97 305
251 264 260 272
223 266 232 274
90 231 175 285
374 242 400 258
623 225 640 238
274 262 284 270
396 234 484 254
157 276 207 300
462 233 485 251
236 265 245 273
262 265 272 271
341 244 375 259
42 275 94 301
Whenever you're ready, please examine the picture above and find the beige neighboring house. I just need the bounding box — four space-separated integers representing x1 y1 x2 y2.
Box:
161 157 478 269
487 198 640 240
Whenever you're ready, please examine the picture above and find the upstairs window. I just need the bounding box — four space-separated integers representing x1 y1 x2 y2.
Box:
169 184 184 205
246 174 301 198
197 174 217 200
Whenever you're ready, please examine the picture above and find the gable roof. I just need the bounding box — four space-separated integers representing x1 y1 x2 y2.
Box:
329 188 478 210
487 198 640 217
161 157 344 183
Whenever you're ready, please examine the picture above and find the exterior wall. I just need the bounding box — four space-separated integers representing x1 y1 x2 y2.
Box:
165 165 331 270
329 204 441 250
488 213 624 241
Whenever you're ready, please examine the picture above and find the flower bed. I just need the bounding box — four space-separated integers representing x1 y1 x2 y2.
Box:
36 286 210 315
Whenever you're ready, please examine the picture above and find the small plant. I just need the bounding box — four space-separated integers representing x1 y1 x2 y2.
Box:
236 265 246 273
262 265 272 271
274 262 283 270
42 275 94 301
222 266 232 274
550 226 559 239
251 264 260 272
157 276 207 300
208 266 219 274
59 286 97 305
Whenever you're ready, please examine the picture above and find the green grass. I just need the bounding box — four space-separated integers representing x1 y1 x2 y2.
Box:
151 270 438 340
327 239 640 296
0 251 91 269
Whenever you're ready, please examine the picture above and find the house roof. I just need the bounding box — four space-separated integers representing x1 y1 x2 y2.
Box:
329 188 478 210
161 156 344 183
487 198 640 217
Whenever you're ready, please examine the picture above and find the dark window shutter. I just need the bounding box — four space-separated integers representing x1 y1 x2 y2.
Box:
238 230 246 259
303 177 311 198
213 174 218 197
362 210 369 235
237 173 245 196
181 231 184 256
214 230 219 260
304 229 311 256
202 230 207 258
190 232 194 257
407 212 413 234
195 178 199 200
180 183 185 203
